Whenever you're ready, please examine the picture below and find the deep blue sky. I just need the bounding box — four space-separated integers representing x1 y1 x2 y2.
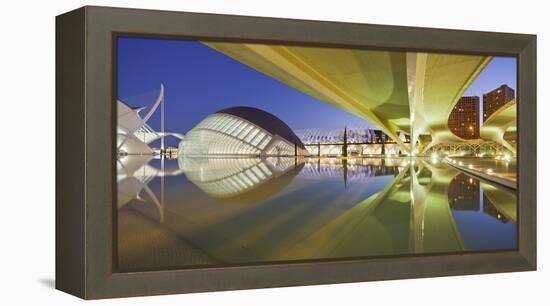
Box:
117 37 516 146
117 37 368 147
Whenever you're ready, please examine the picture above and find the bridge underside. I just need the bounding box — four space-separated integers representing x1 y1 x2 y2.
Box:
203 42 494 154
480 100 517 155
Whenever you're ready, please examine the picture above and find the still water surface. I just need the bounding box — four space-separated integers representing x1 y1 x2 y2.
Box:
116 156 517 271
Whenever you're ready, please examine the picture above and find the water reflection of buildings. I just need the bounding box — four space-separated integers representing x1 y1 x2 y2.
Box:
299 158 400 182
177 156 303 200
117 155 162 221
117 155 186 222
117 156 517 270
448 173 480 211
447 173 513 223
483 196 511 223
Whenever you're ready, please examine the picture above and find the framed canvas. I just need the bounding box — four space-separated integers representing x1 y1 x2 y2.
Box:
56 6 537 299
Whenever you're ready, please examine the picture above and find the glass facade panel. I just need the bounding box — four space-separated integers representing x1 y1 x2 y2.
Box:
231 122 246 137
221 118 237 133
258 163 272 176
258 136 272 149
245 128 260 142
237 124 253 139
245 169 259 183
179 113 304 157
251 166 265 179
226 119 240 135
251 132 265 146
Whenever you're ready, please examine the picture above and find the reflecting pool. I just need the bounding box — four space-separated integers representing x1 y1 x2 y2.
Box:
116 156 517 271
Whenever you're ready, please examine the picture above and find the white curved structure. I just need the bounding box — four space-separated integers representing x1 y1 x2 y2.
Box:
117 84 170 155
179 106 308 157
480 99 517 155
178 156 300 199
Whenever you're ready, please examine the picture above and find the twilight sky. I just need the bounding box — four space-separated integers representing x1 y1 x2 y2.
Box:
463 56 517 124
117 37 516 146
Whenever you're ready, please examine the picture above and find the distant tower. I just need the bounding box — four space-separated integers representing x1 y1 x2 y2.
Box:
342 127 348 157
448 96 480 139
379 130 386 155
160 83 165 153
483 85 515 122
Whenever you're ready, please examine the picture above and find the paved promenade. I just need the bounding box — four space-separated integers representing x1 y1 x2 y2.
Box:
444 156 516 189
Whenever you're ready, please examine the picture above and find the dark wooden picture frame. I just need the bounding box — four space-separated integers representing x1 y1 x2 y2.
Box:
56 6 537 299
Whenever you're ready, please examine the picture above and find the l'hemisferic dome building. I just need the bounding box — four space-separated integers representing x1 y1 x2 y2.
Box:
179 106 308 157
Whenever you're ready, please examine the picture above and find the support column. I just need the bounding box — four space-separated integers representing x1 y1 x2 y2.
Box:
160 83 165 153
406 53 428 156
342 127 348 157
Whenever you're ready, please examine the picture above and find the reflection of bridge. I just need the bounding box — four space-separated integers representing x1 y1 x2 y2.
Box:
276 159 516 259
298 159 400 182
117 155 163 221
276 160 468 258
481 182 516 223
117 156 517 268
117 155 187 222
204 43 501 155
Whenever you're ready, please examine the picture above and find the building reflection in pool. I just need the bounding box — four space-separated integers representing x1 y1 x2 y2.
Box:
116 156 517 271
